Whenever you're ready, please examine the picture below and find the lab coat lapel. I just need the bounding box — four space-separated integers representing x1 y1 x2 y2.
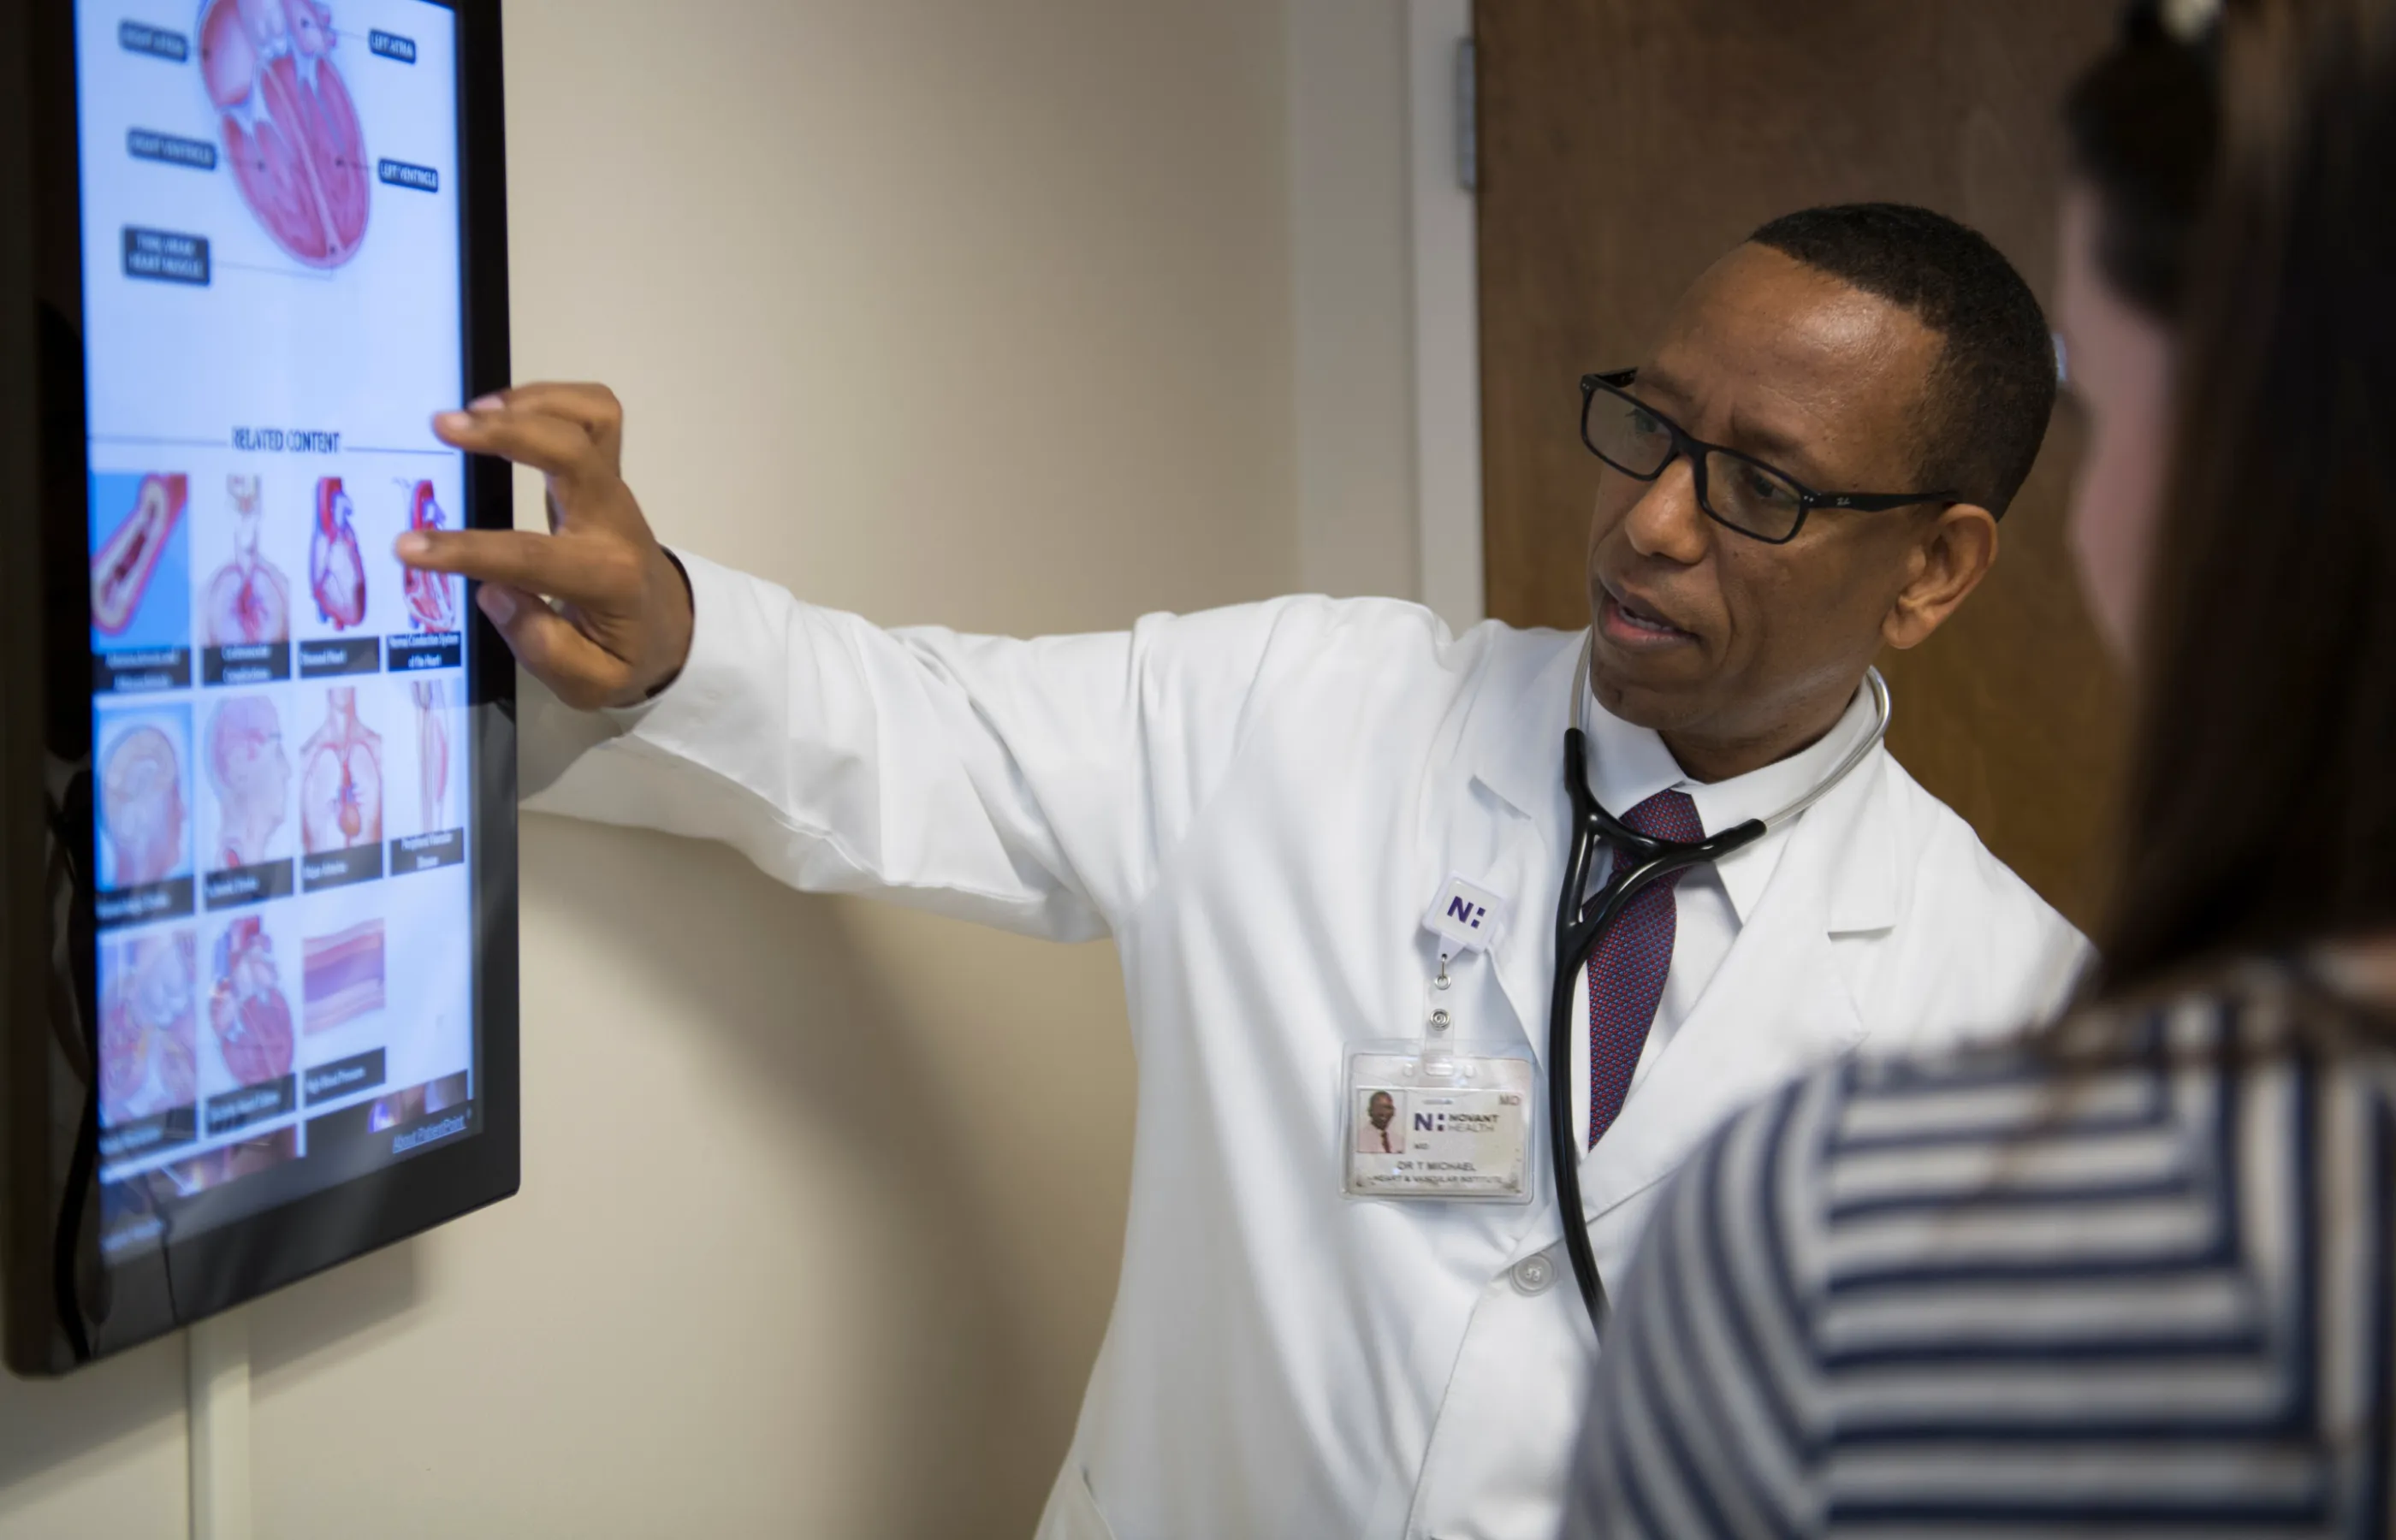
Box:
1575 750 1890 1224
1450 635 1584 1069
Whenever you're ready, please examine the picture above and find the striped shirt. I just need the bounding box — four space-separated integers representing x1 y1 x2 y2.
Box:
1567 964 2396 1537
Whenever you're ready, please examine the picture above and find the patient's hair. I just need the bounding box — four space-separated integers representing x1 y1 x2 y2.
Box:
2099 0 2396 993
1750 202 2056 517
2064 1 2221 319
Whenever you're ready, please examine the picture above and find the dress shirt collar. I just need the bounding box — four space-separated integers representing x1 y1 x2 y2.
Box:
1581 678 1879 923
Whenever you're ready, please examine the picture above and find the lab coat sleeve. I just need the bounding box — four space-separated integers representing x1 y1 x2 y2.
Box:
521 550 1315 942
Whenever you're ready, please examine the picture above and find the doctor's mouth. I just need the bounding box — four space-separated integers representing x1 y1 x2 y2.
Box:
1591 577 1702 654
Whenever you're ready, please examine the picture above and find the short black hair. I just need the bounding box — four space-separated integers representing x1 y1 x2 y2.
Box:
1749 202 2056 516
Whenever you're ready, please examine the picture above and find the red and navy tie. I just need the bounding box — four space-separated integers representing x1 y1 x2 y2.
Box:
1585 789 1702 1148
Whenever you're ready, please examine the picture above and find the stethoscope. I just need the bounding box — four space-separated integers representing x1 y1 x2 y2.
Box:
1545 636 1892 1340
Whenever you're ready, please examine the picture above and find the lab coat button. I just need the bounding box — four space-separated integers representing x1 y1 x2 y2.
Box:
1509 1253 1557 1295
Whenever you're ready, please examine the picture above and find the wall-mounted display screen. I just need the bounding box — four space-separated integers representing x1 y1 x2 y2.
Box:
2 0 516 1375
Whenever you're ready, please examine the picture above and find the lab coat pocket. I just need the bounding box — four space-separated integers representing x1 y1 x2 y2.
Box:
1032 1464 1121 1540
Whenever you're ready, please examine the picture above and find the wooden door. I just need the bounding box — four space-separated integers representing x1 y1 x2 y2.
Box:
1475 0 2122 931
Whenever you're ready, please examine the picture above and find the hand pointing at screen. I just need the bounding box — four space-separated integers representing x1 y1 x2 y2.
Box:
397 385 693 709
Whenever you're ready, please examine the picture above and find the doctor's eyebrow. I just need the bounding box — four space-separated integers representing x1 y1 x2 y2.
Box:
1635 368 1831 483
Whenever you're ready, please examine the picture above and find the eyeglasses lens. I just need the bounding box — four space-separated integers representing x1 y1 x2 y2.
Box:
1701 451 1806 541
1582 379 1811 542
1582 386 1675 478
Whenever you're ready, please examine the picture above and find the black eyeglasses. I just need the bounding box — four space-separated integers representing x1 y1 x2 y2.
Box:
1578 369 1955 544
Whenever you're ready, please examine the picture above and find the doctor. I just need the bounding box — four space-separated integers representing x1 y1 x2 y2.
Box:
401 202 2090 1539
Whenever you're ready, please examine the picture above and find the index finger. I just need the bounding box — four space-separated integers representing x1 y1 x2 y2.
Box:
395 525 631 607
432 403 609 485
469 382 624 456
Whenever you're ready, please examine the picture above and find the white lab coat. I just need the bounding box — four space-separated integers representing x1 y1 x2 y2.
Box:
523 554 2091 1540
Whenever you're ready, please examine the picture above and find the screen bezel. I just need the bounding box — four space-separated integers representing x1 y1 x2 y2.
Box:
1 0 517 1376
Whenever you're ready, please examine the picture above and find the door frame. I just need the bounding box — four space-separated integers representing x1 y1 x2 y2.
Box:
1408 0 1486 633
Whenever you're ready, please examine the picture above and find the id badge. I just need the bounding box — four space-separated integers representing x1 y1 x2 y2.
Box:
1343 1045 1535 1203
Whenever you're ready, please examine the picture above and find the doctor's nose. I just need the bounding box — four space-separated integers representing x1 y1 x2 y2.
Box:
1617 459 1711 566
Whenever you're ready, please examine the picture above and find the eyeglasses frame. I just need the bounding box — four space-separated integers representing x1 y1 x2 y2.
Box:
1577 369 1958 545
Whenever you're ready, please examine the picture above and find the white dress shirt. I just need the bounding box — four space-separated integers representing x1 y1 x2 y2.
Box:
1569 683 1881 1149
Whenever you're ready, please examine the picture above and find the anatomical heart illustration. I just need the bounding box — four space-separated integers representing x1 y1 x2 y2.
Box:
311 477 367 631
91 473 188 638
99 930 200 1124
204 475 292 646
199 0 370 269
209 917 295 1088
300 685 382 852
403 482 459 633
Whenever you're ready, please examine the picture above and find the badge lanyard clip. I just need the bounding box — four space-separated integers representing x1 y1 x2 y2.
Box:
1418 874 1508 1083
1424 951 1459 1081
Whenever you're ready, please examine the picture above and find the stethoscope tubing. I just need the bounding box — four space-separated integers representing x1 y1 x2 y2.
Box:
1548 640 1890 1342
1547 727 1764 1337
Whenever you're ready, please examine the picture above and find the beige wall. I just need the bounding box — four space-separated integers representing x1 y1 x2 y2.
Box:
1288 0 1418 600
1 0 1420 1533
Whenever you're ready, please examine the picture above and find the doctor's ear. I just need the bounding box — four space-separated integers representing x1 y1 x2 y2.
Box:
1880 502 2000 651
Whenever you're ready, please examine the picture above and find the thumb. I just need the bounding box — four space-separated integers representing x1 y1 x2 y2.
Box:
477 582 636 709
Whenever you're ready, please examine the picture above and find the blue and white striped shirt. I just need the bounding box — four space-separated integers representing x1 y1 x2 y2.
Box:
1569 965 2396 1537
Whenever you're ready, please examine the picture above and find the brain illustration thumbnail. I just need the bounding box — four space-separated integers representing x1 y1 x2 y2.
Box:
199 0 370 269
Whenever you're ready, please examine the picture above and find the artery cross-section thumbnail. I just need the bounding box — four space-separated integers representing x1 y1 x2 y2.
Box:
92 474 187 637
199 0 371 270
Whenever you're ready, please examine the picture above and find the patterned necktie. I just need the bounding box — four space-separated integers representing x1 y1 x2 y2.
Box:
1586 788 1703 1148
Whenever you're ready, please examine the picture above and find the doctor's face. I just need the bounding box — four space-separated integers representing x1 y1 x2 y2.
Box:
1586 245 1986 779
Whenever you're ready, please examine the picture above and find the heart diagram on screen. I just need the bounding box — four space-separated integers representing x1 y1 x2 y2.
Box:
100 931 199 1122
199 0 371 269
208 917 295 1087
402 482 459 632
310 476 367 630
300 685 383 851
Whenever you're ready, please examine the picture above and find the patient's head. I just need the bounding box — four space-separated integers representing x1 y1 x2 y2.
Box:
2057 1 2221 660
2087 0 2396 988
101 726 187 886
